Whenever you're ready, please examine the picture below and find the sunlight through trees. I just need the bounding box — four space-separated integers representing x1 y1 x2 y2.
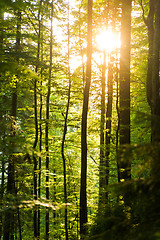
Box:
0 0 160 239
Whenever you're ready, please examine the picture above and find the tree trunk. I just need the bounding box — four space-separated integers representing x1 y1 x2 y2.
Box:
151 0 160 136
33 75 38 238
45 1 53 239
118 0 131 182
99 51 106 210
80 0 92 237
4 9 21 240
146 0 155 108
38 2 43 239
38 80 42 240
105 61 113 197
61 3 71 239
151 0 160 178
34 1 43 238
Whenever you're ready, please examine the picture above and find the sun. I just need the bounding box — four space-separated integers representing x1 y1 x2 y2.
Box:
95 28 120 53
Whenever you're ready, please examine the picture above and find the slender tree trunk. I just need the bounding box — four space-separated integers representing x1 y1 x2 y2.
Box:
45 1 53 239
61 3 71 239
115 57 120 181
118 0 131 182
80 0 92 238
33 1 43 238
4 9 21 240
61 58 70 240
38 57 43 240
99 51 106 210
105 61 113 198
38 2 43 238
4 96 17 240
33 78 38 239
16 198 22 240
146 0 155 109
38 80 42 240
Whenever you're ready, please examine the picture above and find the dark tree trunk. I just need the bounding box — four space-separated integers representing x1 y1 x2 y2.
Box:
61 4 71 239
99 51 106 210
151 0 160 180
4 95 17 240
45 1 53 239
146 0 155 108
33 75 38 238
151 0 160 139
80 0 92 238
38 2 43 238
118 0 131 182
61 68 70 240
4 9 21 240
38 80 42 240
33 1 43 238
105 61 113 197
140 0 155 108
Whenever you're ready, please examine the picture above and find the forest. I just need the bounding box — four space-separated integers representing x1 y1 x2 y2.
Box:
0 0 160 239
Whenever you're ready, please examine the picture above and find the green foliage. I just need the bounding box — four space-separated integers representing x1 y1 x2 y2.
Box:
0 0 159 239
89 176 160 240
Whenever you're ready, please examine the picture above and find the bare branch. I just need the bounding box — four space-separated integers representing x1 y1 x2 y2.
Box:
139 0 148 25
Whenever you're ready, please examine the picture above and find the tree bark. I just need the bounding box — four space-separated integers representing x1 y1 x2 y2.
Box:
38 2 43 239
118 0 131 182
34 1 43 238
33 78 38 239
45 1 53 239
99 51 106 210
151 0 160 138
80 0 92 238
151 0 160 181
105 61 113 196
146 0 155 108
4 9 21 240
61 3 71 239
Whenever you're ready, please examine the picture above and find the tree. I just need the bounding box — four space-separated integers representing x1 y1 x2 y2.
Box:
99 51 106 210
3 6 21 239
105 61 113 194
118 0 132 182
151 0 160 143
1 0 160 239
45 1 53 239
80 0 93 237
33 0 43 238
150 0 160 184
140 0 155 110
37 2 43 239
61 2 71 240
